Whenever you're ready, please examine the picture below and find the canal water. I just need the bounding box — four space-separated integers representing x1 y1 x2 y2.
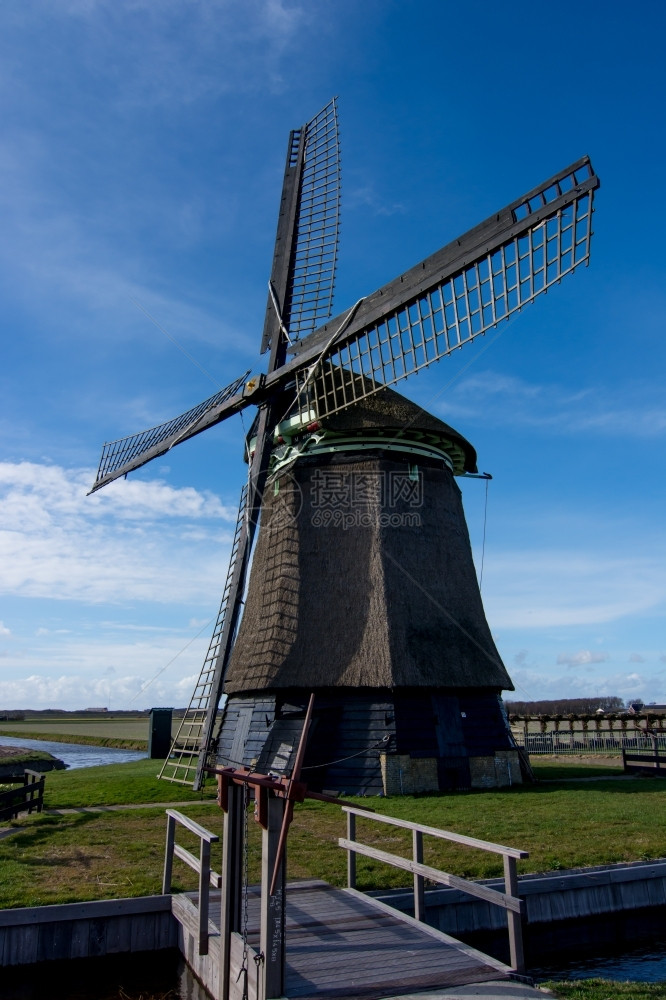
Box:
531 938 666 983
3 950 208 1000
0 734 147 769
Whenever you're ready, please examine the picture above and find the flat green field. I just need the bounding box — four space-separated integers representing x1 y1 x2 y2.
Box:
0 718 154 741
1 758 666 910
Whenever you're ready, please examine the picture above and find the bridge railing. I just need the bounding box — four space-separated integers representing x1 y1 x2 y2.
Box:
340 805 528 973
162 809 221 954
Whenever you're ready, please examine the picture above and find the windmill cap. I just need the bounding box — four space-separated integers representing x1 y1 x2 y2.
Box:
247 385 478 475
320 385 478 474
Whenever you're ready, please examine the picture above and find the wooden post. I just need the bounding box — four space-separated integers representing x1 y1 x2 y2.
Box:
198 836 211 955
163 812 176 894
412 829 425 922
503 854 524 973
220 782 244 1000
261 792 286 1000
347 811 356 889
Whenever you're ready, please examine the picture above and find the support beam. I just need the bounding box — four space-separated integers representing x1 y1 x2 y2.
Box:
261 793 286 999
220 782 244 1000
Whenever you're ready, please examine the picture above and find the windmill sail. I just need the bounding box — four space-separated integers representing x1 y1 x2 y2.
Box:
90 370 250 493
261 98 341 352
158 482 249 785
284 99 341 340
286 157 599 420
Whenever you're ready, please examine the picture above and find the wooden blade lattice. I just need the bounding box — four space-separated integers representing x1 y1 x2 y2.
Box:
292 161 598 420
159 482 249 785
286 98 341 340
91 370 249 492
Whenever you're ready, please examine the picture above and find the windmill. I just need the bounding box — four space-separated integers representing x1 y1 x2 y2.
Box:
90 99 599 795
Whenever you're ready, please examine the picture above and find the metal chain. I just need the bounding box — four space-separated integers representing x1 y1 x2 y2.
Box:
237 777 250 1000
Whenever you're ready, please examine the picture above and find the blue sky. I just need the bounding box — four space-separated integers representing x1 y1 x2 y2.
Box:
1 0 664 710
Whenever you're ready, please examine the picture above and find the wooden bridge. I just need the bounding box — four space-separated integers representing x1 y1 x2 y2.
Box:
164 800 529 1000
173 880 514 1000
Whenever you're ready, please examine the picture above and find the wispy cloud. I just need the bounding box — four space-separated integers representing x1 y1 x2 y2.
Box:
436 370 666 438
0 461 235 605
556 650 609 667
509 667 665 706
2 2 309 110
346 182 407 218
484 549 666 629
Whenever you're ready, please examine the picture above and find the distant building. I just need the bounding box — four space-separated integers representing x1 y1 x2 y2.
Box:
85 707 108 713
628 703 666 715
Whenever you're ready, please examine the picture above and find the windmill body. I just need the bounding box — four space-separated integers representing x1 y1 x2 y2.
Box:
218 386 518 793
90 100 599 793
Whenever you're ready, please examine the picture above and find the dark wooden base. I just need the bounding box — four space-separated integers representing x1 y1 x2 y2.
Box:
215 687 520 794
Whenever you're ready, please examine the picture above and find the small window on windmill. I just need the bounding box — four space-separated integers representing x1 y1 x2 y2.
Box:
274 480 279 495
409 463 419 481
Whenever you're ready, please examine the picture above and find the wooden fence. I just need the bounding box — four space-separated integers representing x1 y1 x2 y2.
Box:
339 805 528 973
623 746 666 774
0 769 45 821
162 809 221 955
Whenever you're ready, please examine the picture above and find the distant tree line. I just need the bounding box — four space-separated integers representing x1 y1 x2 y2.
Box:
504 696 625 716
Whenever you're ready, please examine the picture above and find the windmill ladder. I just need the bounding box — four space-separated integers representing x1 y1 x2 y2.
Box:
159 483 249 786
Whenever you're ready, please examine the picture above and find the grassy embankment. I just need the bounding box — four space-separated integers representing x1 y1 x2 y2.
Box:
0 750 55 766
1 756 664 912
543 982 666 999
0 716 154 750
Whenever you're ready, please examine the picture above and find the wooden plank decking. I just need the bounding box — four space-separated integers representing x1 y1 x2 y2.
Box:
178 880 511 1000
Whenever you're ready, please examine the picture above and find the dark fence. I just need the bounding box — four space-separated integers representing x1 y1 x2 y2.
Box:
514 731 666 755
0 770 45 821
622 746 666 774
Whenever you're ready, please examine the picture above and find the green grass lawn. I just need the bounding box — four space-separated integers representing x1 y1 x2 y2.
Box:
543 981 666 999
40 758 216 808
530 756 625 780
1 760 666 910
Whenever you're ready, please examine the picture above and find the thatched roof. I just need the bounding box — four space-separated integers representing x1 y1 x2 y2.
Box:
224 451 512 695
322 385 477 474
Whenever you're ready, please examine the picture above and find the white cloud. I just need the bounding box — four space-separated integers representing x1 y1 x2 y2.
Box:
0 621 10 636
0 460 234 605
509 667 664 706
0 624 210 709
630 653 646 663
556 650 609 667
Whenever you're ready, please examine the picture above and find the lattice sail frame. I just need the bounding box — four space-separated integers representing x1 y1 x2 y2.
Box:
292 161 597 420
92 370 249 490
285 99 341 340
